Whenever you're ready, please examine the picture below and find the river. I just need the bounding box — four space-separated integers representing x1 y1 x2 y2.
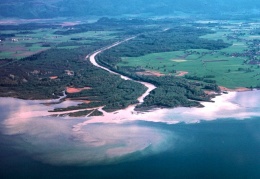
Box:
0 90 260 178
0 39 260 178
88 37 156 105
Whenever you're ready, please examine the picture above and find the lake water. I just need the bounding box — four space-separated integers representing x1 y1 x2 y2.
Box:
0 91 259 178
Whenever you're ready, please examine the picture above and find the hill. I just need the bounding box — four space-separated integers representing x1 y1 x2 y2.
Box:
0 0 260 19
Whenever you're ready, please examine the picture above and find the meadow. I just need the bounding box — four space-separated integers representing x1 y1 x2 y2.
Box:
1 18 260 112
119 50 259 88
0 28 118 59
118 21 260 89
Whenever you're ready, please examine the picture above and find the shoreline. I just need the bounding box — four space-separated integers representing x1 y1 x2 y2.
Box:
1 87 260 172
1 88 260 125
219 86 251 92
70 89 260 127
0 37 257 117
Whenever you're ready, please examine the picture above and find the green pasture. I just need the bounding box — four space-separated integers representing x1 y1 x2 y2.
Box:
57 46 80 49
119 20 260 88
0 51 12 59
119 50 260 88
200 31 227 41
220 43 247 53
0 29 118 59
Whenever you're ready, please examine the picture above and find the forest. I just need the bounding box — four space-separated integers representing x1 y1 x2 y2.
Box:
0 44 146 113
96 26 227 109
0 18 232 113
99 26 230 62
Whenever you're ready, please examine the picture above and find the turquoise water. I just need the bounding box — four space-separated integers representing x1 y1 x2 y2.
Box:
0 119 259 179
0 91 260 178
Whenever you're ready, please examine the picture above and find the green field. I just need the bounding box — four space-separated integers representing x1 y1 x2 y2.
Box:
118 21 260 89
2 19 260 91
119 51 260 88
0 29 118 59
200 31 227 42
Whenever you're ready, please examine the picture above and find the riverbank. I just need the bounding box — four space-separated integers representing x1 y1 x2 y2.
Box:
219 86 251 92
0 36 256 117
69 90 260 126
1 88 260 170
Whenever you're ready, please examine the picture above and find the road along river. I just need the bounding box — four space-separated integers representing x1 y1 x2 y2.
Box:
87 37 156 105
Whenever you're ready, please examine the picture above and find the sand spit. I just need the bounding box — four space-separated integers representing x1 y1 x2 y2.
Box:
219 86 251 92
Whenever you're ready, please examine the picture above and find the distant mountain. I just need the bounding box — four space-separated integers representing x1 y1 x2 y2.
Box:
0 0 260 19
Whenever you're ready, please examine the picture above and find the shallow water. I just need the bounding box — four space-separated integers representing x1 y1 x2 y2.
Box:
0 91 260 178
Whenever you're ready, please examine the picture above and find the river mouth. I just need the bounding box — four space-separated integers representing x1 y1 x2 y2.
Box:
1 90 260 167
1 38 260 168
1 38 260 177
0 97 174 166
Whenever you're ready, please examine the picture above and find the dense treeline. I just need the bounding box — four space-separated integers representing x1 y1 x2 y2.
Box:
100 27 230 64
135 76 212 109
0 23 60 31
0 18 153 37
95 58 217 109
54 18 160 36
0 33 16 41
96 26 226 109
64 64 147 112
0 20 228 112
0 47 91 99
138 86 201 109
0 43 146 112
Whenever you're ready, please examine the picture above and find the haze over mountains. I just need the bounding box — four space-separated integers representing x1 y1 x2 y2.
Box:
1 0 260 19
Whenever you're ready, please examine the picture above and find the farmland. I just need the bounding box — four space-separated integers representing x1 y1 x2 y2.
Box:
1 18 260 113
116 21 260 89
0 28 118 59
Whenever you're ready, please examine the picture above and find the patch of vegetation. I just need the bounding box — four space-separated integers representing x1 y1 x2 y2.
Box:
106 21 260 89
67 110 92 117
136 76 212 109
2 18 260 114
0 44 146 112
0 20 122 59
89 110 103 117
96 26 227 109
101 27 229 62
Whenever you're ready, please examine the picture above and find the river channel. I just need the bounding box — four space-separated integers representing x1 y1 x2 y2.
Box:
88 37 156 105
0 39 260 178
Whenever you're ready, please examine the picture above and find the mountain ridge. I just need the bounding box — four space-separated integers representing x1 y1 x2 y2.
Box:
0 0 260 19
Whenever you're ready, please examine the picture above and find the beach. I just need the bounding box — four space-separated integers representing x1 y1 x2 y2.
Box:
0 90 260 178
